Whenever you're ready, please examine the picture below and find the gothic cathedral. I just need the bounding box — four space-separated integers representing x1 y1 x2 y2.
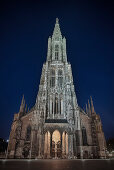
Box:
7 18 106 159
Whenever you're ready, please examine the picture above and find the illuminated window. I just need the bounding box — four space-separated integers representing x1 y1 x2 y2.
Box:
52 130 60 143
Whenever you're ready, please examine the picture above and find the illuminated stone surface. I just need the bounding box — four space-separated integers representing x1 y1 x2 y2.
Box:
7 19 106 159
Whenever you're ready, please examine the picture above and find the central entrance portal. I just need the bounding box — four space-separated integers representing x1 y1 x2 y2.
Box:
52 130 62 158
44 129 68 158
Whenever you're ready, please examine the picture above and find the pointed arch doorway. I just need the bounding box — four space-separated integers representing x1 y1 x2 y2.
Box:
52 130 62 158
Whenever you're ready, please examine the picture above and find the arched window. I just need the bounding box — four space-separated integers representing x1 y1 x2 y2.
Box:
58 70 62 76
15 124 21 140
82 127 87 146
75 132 80 146
55 44 59 60
50 69 55 88
26 126 31 141
58 70 63 88
54 96 58 114
51 69 55 76
60 99 61 114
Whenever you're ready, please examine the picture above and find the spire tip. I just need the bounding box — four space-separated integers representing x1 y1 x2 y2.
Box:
56 18 59 24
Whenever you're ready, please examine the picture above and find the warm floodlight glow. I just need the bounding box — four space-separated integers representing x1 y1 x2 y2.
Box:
52 130 60 143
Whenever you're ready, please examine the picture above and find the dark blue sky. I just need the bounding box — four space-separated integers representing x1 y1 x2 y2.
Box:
0 0 114 140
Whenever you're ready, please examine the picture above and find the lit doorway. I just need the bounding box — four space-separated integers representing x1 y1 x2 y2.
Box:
52 130 62 158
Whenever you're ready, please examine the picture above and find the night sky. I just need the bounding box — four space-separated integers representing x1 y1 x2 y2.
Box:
0 0 114 140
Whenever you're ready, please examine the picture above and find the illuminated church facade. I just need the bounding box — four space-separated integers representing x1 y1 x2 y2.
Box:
7 19 106 159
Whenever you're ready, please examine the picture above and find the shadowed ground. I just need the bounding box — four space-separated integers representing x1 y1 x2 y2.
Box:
0 159 114 170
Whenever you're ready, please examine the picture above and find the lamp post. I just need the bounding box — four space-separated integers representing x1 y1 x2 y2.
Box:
5 139 9 159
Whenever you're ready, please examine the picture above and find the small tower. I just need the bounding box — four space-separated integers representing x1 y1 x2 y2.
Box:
86 103 88 114
52 18 62 38
47 18 67 62
19 95 25 113
25 104 27 113
90 96 95 114
88 99 91 116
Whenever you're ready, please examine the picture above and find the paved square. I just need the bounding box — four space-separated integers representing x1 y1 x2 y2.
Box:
0 159 114 170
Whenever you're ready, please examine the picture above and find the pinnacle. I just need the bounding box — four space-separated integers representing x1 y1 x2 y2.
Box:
52 18 62 38
90 96 93 105
21 95 24 104
21 94 25 108
56 18 59 24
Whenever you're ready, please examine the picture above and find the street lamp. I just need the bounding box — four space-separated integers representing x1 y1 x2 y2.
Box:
5 138 9 159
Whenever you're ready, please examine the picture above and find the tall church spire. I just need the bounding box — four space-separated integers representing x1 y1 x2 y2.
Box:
47 18 67 62
52 18 62 38
56 18 59 23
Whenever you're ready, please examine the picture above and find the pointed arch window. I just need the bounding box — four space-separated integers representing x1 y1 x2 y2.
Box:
51 69 55 76
26 126 31 141
75 131 80 146
82 127 88 146
54 95 58 114
15 123 21 140
58 69 63 88
50 69 55 88
55 44 59 60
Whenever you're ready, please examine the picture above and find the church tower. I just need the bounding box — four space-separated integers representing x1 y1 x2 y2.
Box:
7 18 106 159
35 18 79 121
34 18 81 158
